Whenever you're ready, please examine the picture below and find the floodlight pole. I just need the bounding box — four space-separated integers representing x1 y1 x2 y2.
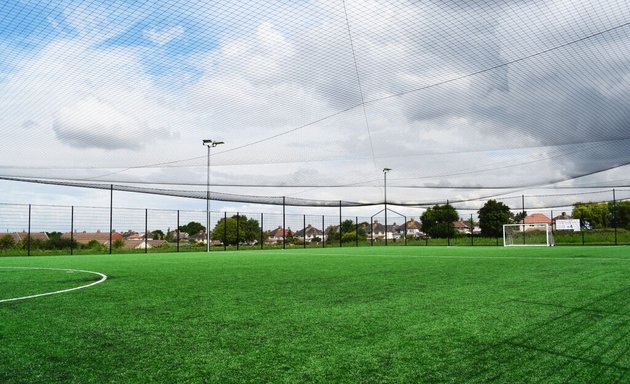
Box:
203 139 224 253
383 168 391 246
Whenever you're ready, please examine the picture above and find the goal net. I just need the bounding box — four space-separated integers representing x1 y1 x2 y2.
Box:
503 224 554 246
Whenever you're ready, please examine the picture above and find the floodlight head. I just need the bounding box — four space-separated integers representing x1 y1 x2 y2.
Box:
202 139 225 147
383 168 392 173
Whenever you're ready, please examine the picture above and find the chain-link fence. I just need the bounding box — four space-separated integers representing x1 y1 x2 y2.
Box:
1 190 629 256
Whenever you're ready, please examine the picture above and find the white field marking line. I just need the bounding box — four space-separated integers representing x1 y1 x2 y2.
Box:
253 251 630 262
0 267 108 304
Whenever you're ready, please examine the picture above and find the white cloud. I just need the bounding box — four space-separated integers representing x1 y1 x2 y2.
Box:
1 0 630 215
53 97 175 150
144 26 185 46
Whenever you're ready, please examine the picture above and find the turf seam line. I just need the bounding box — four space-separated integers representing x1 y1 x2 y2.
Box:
250 252 630 262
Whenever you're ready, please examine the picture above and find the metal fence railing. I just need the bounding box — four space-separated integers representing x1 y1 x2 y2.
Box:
1 196 628 256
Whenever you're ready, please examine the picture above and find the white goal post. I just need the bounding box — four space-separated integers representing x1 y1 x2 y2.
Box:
503 223 554 247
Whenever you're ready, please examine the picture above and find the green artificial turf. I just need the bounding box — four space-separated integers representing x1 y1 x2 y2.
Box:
0 247 628 383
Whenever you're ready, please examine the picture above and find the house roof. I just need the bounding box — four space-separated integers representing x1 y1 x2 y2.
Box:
405 219 422 230
122 239 167 249
269 226 288 237
126 233 145 240
522 213 551 224
63 231 124 243
453 220 470 229
3 232 49 242
294 225 323 237
370 221 386 232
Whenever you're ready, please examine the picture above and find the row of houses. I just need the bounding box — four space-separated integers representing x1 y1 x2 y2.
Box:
3 213 568 247
267 218 430 243
1 230 167 249
267 213 569 243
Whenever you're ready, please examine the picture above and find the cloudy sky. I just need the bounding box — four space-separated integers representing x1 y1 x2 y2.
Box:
1 0 630 221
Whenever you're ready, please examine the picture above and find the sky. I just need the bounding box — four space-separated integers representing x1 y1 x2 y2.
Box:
2 0 630 228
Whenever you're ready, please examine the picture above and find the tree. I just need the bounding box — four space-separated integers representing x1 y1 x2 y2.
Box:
0 234 15 250
420 204 458 238
113 239 125 249
325 225 340 244
572 202 611 229
513 211 527 224
211 215 262 245
165 227 175 242
325 220 366 244
46 237 76 250
151 230 165 240
478 200 513 237
341 231 359 243
613 201 630 229
178 221 205 236
46 231 63 240
286 229 295 244
85 239 106 252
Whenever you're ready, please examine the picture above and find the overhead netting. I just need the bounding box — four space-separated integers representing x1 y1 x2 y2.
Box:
1 0 630 207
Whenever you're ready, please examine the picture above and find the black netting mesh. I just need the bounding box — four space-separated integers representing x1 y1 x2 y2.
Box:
1 1 630 206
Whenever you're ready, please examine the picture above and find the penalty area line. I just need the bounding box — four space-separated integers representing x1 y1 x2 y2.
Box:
0 267 108 304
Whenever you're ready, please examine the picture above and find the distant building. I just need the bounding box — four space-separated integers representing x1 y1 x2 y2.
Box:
3 232 49 242
122 239 167 249
294 224 324 242
62 231 124 245
403 218 425 238
267 226 289 244
452 220 481 235
167 230 189 240
367 220 386 240
522 213 552 224
520 213 552 231
453 220 471 234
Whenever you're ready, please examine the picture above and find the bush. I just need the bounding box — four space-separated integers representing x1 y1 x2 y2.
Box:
85 239 107 252
0 235 15 250
341 231 358 243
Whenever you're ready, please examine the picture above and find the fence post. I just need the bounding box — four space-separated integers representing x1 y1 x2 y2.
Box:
236 212 240 251
613 189 618 245
404 217 408 246
109 184 113 255
339 201 342 248
446 200 450 247
371 217 374 247
470 214 474 246
177 210 180 253
145 208 148 254
521 195 526 246
550 210 554 243
303 215 307 249
70 206 74 255
223 212 227 251
27 204 31 256
260 213 264 250
355 216 359 247
550 210 554 224
322 215 325 248
282 197 286 250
